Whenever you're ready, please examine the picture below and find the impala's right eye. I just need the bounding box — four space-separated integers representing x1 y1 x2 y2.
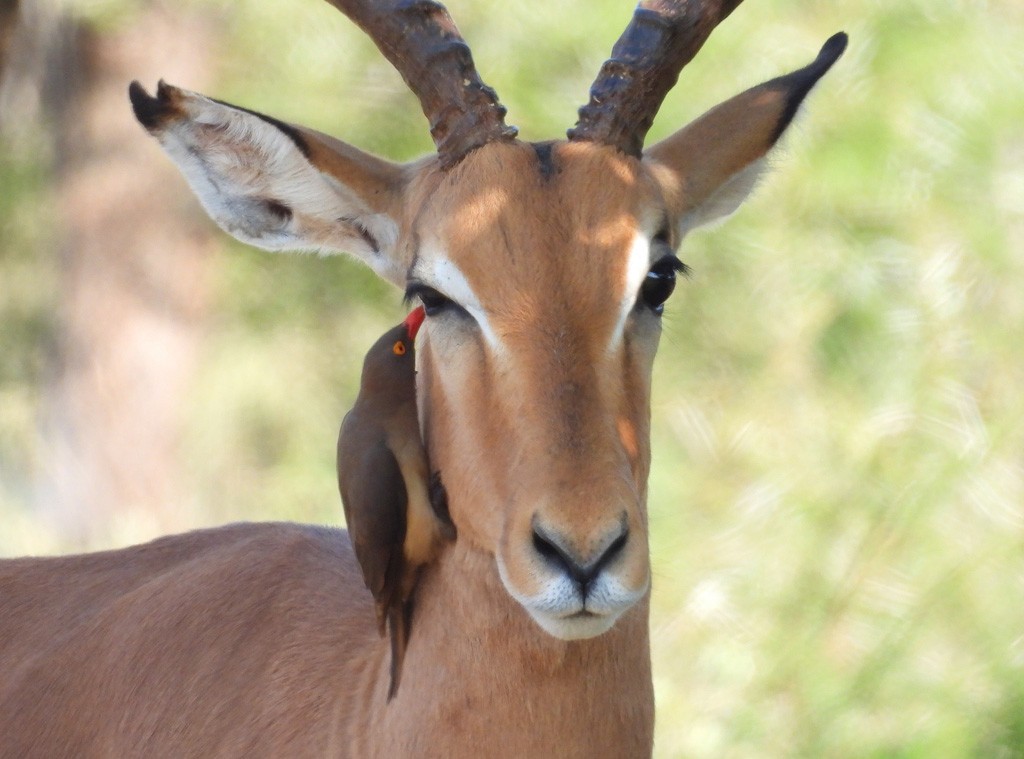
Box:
405 282 456 317
418 288 452 317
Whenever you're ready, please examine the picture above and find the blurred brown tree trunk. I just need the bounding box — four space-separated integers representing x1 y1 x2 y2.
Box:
10 1 222 547
0 0 18 82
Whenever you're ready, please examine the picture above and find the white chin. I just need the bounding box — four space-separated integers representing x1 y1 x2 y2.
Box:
530 610 619 641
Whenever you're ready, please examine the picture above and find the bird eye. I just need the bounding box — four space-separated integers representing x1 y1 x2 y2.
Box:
639 256 687 315
392 340 406 355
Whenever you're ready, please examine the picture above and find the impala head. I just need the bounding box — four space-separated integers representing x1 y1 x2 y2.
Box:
129 0 845 641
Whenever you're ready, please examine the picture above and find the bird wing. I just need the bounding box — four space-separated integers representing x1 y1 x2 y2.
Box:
337 429 407 618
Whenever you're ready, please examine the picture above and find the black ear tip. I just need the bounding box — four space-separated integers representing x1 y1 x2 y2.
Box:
792 30 850 89
128 79 178 131
128 80 147 107
129 80 158 129
818 32 849 68
767 32 849 144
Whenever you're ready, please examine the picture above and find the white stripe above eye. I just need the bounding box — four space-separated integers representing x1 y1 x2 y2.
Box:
413 243 503 351
608 231 654 351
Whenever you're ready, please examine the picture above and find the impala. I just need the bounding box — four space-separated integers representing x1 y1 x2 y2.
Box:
0 0 846 755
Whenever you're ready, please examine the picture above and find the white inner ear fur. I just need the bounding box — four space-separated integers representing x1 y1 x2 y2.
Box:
153 89 401 280
678 157 768 239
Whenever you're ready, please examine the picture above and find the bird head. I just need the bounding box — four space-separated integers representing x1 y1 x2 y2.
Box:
358 306 425 390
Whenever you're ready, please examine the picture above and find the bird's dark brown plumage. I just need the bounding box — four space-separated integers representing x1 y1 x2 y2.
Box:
337 307 446 701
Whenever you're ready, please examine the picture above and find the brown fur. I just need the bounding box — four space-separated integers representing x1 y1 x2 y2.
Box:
0 530 652 757
0 524 378 757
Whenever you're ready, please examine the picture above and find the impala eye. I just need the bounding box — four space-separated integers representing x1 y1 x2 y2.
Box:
405 283 455 317
639 256 688 315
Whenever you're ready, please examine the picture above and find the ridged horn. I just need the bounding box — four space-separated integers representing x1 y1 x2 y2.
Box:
568 0 744 157
324 0 518 168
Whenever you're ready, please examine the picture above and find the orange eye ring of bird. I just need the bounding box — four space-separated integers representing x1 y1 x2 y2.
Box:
392 341 406 355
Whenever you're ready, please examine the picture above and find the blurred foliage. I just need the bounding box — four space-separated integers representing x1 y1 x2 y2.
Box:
2 0 1023 756
0 135 57 549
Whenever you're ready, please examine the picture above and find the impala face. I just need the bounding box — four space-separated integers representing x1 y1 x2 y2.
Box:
130 0 845 643
405 141 680 638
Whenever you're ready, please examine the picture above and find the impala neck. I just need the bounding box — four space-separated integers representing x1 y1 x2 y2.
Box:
351 538 654 757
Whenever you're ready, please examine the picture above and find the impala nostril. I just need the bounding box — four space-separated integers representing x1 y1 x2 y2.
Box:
531 518 629 588
591 524 628 579
531 522 591 586
531 524 582 579
532 528 562 563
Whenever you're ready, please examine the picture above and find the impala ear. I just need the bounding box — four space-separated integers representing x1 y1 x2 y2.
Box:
129 81 412 286
644 33 847 238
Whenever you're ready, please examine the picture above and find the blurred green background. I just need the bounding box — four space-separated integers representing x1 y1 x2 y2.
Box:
2 0 1022 756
